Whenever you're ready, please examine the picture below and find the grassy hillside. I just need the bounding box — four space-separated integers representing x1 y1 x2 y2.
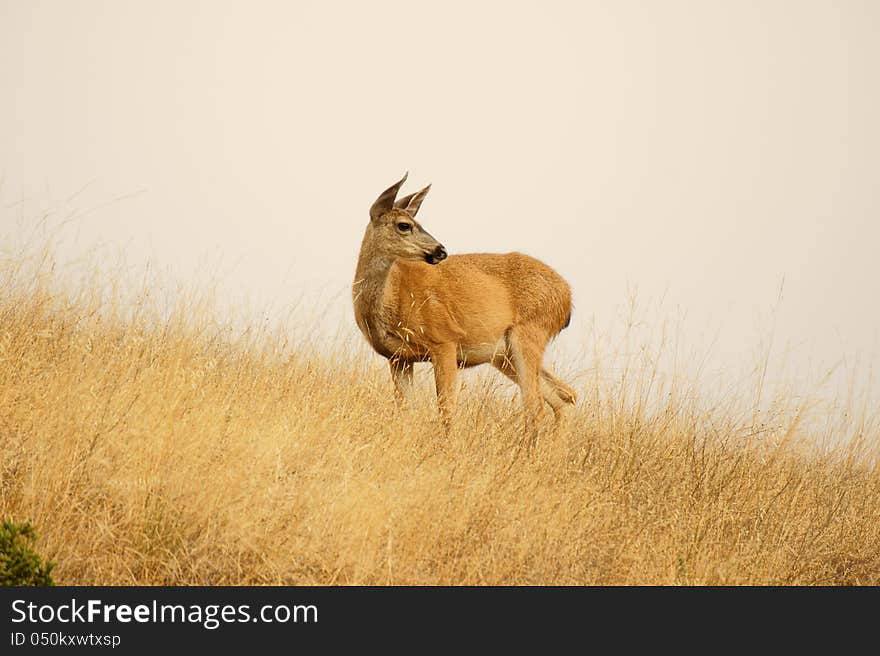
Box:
1 251 879 585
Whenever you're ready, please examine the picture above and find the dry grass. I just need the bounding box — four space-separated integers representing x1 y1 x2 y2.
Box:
1 248 879 585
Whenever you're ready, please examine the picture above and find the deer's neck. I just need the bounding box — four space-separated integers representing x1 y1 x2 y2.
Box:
353 244 397 352
353 252 395 308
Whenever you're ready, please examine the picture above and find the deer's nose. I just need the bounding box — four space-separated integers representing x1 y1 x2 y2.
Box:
433 245 447 262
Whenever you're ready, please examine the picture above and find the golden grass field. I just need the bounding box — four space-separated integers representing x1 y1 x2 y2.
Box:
2 247 879 585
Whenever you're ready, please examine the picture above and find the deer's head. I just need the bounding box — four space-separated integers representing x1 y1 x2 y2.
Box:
365 173 447 265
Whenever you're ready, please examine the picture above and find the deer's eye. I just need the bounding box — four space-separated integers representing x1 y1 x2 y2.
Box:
396 222 412 232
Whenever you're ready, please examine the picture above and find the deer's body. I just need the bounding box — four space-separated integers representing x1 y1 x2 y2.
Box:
353 174 575 442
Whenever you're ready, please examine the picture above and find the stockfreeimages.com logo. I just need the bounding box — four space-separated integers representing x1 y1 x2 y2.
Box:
11 599 318 631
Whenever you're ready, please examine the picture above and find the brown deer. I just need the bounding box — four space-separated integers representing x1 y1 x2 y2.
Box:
352 173 575 443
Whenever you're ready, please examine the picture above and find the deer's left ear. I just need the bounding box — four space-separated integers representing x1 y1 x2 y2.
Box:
403 184 431 218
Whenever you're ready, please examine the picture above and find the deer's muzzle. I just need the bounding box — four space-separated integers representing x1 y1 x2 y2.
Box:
426 245 447 265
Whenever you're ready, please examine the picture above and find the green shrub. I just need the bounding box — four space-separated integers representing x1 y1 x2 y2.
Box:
0 520 55 586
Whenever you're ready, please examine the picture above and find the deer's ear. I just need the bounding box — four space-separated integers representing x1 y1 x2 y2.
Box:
403 184 431 218
370 173 408 222
393 192 416 210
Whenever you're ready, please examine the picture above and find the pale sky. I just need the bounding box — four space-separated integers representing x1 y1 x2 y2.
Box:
2 1 879 406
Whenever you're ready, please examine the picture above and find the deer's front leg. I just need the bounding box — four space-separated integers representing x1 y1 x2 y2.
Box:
430 343 459 426
389 357 413 406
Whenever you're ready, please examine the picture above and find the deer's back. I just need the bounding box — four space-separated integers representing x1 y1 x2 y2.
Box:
444 252 570 330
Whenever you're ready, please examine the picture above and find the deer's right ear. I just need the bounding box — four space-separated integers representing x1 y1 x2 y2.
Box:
394 192 416 210
370 173 408 222
403 184 431 217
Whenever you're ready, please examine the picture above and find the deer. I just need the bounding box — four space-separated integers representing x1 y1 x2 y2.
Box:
352 173 576 445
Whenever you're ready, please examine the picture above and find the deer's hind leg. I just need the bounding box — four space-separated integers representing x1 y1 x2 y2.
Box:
505 325 548 448
493 358 569 424
540 368 577 405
